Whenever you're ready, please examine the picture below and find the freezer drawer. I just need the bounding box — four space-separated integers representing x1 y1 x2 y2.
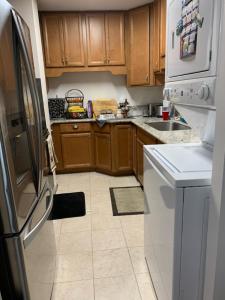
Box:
22 183 56 300
1 182 56 300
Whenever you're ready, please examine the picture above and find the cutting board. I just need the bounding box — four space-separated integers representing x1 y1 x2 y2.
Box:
92 99 118 117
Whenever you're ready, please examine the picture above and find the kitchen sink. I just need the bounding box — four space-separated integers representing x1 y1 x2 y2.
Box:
145 121 191 131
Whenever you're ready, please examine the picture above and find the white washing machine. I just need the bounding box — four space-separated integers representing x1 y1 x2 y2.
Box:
144 143 213 300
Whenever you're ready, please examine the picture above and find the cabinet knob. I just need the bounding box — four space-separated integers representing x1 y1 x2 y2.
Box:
73 124 78 129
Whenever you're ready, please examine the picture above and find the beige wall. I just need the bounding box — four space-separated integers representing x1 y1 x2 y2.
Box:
47 72 164 106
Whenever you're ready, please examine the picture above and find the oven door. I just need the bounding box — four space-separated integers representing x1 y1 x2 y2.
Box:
21 183 56 300
144 152 183 300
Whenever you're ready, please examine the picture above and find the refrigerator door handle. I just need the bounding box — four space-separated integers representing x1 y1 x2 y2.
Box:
23 187 53 248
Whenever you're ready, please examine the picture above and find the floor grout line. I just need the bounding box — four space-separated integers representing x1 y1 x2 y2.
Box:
120 217 143 300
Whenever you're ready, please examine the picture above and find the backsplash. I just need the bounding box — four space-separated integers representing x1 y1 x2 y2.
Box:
47 72 164 106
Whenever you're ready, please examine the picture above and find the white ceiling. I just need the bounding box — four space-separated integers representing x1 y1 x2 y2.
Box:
38 0 153 11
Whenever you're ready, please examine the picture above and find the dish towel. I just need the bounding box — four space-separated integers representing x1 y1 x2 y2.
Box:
46 134 57 173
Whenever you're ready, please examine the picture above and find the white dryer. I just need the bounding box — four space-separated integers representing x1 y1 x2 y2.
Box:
166 0 222 82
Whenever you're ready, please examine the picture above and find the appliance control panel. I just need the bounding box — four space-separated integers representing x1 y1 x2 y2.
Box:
164 78 216 108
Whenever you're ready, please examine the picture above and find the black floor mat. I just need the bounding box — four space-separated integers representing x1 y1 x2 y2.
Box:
50 192 86 220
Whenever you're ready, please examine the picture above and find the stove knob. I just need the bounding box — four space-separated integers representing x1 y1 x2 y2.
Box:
198 84 209 101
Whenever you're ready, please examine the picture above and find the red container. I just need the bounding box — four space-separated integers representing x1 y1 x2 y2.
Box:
162 111 170 121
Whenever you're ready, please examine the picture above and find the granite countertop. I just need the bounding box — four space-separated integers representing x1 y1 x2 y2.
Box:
51 117 201 144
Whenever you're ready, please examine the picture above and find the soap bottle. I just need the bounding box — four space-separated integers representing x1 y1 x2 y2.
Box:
87 100 93 119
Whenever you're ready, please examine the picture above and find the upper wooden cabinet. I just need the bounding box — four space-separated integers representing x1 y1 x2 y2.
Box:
127 2 166 86
160 0 167 71
152 0 161 73
62 14 85 66
151 0 167 74
86 13 107 66
41 11 126 72
128 6 150 85
41 14 64 67
105 13 125 65
41 13 85 67
86 12 125 66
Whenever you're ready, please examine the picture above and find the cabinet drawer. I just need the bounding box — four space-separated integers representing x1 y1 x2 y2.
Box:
137 128 157 144
92 123 111 133
60 122 91 133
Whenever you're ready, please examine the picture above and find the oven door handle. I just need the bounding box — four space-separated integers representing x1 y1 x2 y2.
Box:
23 187 53 248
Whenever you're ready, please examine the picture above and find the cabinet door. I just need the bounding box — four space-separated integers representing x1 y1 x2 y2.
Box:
51 125 64 171
128 6 150 85
86 13 107 66
41 14 64 67
112 124 133 173
105 13 125 65
160 0 166 71
62 14 85 66
152 0 161 73
136 129 158 185
133 126 137 175
137 138 144 185
94 133 111 172
61 133 93 170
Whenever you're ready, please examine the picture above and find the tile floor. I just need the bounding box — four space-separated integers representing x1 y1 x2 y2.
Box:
51 172 156 300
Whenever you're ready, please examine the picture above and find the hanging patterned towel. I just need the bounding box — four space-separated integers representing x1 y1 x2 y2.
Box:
46 134 57 173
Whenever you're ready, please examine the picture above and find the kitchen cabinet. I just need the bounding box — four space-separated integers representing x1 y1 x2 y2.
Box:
159 0 167 71
111 124 133 174
86 12 125 66
51 123 94 172
150 0 166 85
41 14 64 67
51 122 162 181
41 12 126 77
61 133 93 170
128 6 150 85
105 13 125 65
94 133 112 172
51 124 64 171
133 126 137 175
86 13 107 66
152 0 161 74
136 128 158 184
41 13 85 67
62 14 85 66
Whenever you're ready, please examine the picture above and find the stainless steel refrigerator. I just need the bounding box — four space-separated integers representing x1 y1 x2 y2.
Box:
0 1 56 299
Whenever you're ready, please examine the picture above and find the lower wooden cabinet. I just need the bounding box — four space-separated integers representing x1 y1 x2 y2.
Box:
94 132 112 172
51 124 64 171
61 132 94 170
136 128 158 185
136 138 145 184
51 122 161 182
111 124 133 174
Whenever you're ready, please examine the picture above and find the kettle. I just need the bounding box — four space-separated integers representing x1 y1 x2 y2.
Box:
155 105 163 118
